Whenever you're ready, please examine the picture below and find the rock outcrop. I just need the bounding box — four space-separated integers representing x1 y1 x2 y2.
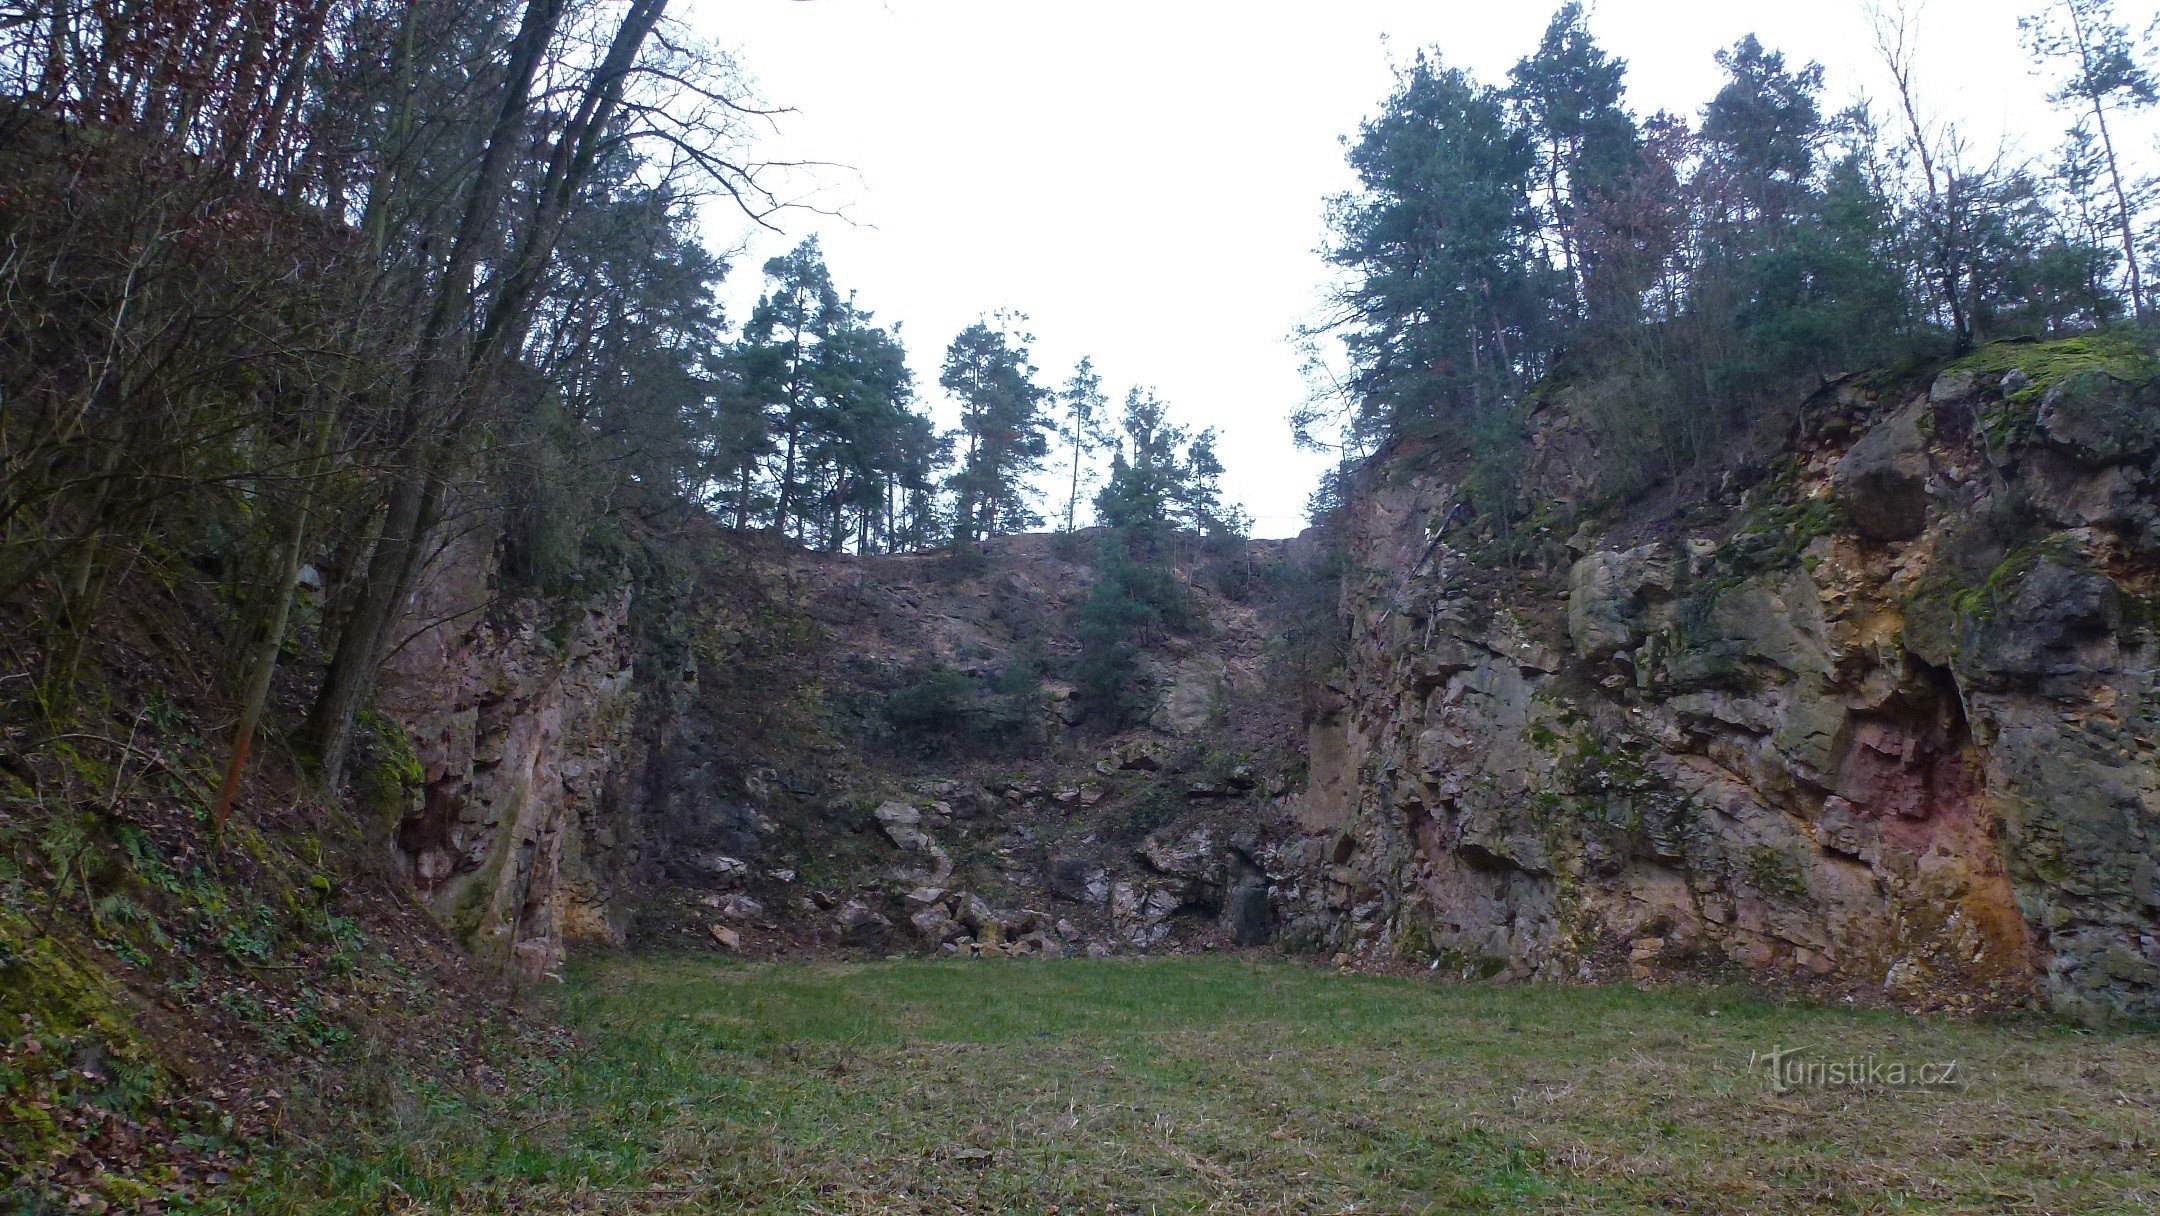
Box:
373 528 1305 975
1303 346 2160 1020
375 538 654 975
350 348 2160 1021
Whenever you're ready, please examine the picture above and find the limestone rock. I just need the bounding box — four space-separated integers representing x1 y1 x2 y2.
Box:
956 892 1004 936
1567 545 1673 659
1109 740 1165 771
2037 371 2160 465
1139 829 1220 905
1224 875 1273 946
715 894 765 921
909 905 965 945
1833 405 1929 541
834 901 892 942
1152 653 1228 735
1951 550 2118 694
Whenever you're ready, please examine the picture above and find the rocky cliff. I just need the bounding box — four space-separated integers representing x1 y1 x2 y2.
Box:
1300 338 2160 1021
373 526 1314 976
375 536 649 974
361 341 2160 1021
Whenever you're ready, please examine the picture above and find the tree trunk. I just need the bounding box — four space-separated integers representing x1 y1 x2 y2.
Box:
2053 0 2145 320
302 0 568 787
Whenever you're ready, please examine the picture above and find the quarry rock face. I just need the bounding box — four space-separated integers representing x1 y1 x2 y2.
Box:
373 565 639 980
372 528 1302 975
1309 361 2160 1020
375 542 650 977
353 359 2158 1020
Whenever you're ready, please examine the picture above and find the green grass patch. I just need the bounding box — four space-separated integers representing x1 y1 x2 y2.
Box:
208 955 2160 1214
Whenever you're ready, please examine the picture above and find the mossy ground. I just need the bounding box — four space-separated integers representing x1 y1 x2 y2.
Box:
1945 331 2157 403
215 954 2160 1215
1 594 523 1208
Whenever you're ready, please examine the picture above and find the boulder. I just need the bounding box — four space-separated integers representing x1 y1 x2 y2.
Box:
695 855 750 884
1224 874 1273 946
1139 829 1220 905
874 800 953 882
1928 369 1977 403
956 892 1004 936
2036 370 2160 465
1832 406 1928 541
1110 880 1179 947
1566 545 1674 659
708 924 741 951
873 800 923 843
1951 549 2119 693
834 900 892 942
1141 828 1215 877
909 905 965 945
715 893 764 920
1815 796 1879 866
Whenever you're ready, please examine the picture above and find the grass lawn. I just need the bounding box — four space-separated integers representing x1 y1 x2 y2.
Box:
222 955 2160 1214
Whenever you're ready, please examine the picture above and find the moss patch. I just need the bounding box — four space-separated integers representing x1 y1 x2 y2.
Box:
0 907 166 1179
1946 331 2157 403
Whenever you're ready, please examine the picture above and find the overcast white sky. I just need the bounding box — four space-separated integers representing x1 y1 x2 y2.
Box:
690 0 2160 539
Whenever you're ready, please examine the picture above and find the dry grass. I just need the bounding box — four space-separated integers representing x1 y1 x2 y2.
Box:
216 954 2160 1214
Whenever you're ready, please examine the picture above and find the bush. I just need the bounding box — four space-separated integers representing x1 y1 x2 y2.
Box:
882 659 1046 754
1073 539 1192 727
883 668 973 738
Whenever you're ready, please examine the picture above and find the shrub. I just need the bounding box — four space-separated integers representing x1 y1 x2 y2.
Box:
883 668 973 739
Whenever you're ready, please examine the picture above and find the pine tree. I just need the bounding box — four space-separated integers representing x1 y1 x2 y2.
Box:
1093 388 1186 549
1700 35 1825 230
732 241 930 550
1324 52 1552 444
1508 2 1640 319
2022 0 2157 319
1057 356 1112 532
738 240 843 541
942 314 1051 545
1072 389 1244 725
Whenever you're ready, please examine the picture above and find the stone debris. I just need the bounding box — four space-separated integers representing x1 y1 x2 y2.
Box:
909 905 965 945
715 894 764 921
834 901 891 942
698 855 750 883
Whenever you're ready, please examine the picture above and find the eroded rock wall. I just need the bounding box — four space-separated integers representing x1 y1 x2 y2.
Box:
375 541 655 977
367 528 1306 975
1311 355 2160 1020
